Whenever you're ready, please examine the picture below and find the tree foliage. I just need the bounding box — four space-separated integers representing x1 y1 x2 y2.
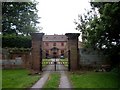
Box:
75 2 120 65
75 8 99 48
2 1 40 35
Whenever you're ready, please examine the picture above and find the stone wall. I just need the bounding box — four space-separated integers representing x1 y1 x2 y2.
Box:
1 52 31 69
79 48 110 67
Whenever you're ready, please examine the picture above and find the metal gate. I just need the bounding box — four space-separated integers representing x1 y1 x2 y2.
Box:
41 49 70 71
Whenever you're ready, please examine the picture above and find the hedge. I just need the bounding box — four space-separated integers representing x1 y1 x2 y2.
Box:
1 35 31 48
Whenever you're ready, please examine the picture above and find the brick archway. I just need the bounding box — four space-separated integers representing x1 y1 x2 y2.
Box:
31 33 80 72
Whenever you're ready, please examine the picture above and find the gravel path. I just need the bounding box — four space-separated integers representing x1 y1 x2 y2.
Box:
30 59 72 89
59 71 72 88
31 72 50 89
58 64 72 88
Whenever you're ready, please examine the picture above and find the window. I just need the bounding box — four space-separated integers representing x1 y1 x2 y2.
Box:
61 42 64 46
53 42 56 46
45 42 49 46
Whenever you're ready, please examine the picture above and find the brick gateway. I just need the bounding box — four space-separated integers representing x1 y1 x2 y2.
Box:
30 33 80 72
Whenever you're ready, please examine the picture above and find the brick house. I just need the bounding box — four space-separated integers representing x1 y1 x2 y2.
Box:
42 34 68 58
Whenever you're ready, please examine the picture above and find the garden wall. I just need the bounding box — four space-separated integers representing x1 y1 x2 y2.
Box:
79 48 110 67
0 49 32 69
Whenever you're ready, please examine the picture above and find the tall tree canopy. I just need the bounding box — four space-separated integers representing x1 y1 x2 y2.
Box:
75 2 120 65
2 1 40 35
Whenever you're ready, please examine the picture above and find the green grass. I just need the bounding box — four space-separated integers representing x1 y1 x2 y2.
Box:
69 71 119 88
42 59 51 68
59 58 68 67
0 69 2 89
59 58 68 62
43 73 60 88
2 69 40 88
42 59 51 62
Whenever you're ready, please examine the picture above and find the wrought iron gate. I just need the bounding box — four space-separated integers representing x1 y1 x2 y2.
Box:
41 49 70 71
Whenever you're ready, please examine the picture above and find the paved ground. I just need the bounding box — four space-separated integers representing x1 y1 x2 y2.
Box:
31 72 50 89
58 65 72 88
30 59 72 89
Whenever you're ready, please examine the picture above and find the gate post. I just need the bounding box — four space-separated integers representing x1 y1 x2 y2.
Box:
31 33 44 72
65 33 80 71
68 50 70 71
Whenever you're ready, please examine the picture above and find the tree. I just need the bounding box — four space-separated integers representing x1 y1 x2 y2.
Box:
2 1 40 35
75 2 120 66
74 8 99 48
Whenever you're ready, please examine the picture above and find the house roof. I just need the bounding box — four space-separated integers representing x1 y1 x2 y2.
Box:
43 35 67 42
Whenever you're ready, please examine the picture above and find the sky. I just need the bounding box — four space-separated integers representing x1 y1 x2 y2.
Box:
36 0 91 40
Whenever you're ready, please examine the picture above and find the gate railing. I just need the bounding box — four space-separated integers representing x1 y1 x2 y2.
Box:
41 49 70 71
58 50 70 71
41 49 56 70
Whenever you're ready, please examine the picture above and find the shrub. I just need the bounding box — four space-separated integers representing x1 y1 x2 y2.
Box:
2 35 31 48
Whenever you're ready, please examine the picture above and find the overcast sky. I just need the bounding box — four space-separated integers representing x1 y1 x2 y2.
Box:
36 0 91 40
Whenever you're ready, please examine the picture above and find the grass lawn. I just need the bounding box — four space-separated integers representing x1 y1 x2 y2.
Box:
42 59 51 68
59 58 68 67
43 73 60 88
2 69 40 88
0 69 2 89
69 71 119 88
